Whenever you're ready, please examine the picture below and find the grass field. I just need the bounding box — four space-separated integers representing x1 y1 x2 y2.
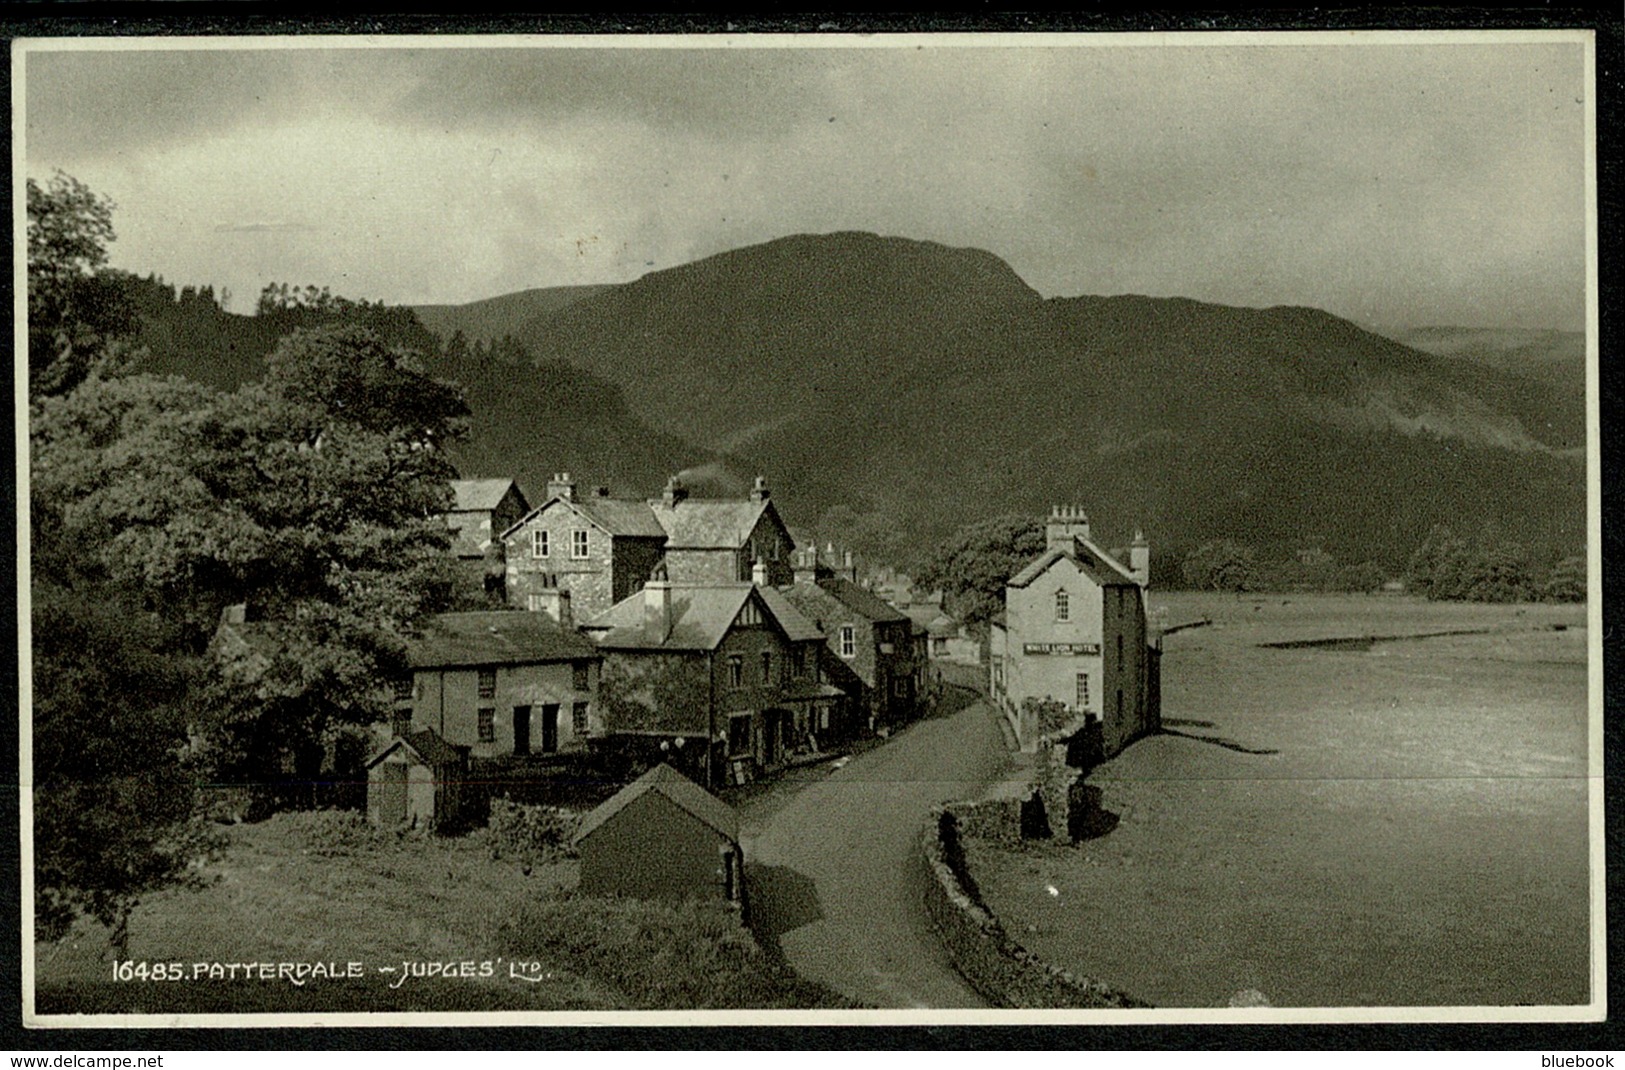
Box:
967 593 1592 1009
33 810 842 1014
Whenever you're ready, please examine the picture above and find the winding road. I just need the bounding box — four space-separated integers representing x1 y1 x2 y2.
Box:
740 689 1013 1008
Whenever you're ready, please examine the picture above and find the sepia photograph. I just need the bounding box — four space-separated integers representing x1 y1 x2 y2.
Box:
14 29 1601 1028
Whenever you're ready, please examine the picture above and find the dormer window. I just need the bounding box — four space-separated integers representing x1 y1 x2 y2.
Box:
839 625 856 658
1055 589 1070 622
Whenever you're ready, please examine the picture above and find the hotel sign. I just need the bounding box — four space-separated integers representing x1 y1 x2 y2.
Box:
1022 642 1100 656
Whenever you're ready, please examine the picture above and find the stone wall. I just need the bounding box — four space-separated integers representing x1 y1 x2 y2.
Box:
921 802 1148 1009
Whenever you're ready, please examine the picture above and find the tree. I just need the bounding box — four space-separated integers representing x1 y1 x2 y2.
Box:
31 581 220 958
913 515 1046 628
26 172 140 397
1181 539 1259 592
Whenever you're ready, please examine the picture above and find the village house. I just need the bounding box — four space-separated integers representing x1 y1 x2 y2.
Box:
778 547 924 734
395 610 602 761
648 474 795 587
574 763 745 910
446 478 530 600
579 564 842 787
988 506 1160 758
499 473 668 620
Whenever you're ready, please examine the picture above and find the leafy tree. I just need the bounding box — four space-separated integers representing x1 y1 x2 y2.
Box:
32 325 472 796
1180 539 1259 592
913 515 1045 628
26 171 140 396
31 582 220 959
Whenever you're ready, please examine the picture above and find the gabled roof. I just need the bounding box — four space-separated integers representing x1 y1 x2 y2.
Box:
647 498 778 550
573 763 738 846
1007 536 1140 589
814 577 910 623
498 494 668 541
584 583 822 651
369 728 469 769
407 610 598 669
450 478 521 513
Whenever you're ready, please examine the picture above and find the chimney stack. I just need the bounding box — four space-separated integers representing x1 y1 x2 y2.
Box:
792 547 821 586
547 472 577 502
840 549 856 582
749 475 771 503
529 588 575 628
1130 529 1151 589
662 474 688 508
1045 505 1091 553
644 562 672 641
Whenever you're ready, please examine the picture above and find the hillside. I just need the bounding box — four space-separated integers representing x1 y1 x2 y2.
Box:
120 279 708 503
1382 325 1586 395
412 233 1585 571
413 284 612 346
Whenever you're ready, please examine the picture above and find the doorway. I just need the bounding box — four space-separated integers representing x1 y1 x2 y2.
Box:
541 703 560 753
512 705 531 755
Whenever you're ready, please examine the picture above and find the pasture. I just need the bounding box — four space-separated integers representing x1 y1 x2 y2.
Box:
967 593 1592 1008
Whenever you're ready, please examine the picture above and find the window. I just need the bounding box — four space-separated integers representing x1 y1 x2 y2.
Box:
477 668 497 699
1117 634 1124 663
761 651 774 685
790 645 806 677
1076 673 1090 711
572 661 590 692
477 707 495 743
839 625 856 658
392 676 414 701
1116 689 1124 720
531 530 549 558
728 713 753 756
571 529 589 559
728 654 744 688
572 701 590 738
391 712 412 738
1055 589 1070 622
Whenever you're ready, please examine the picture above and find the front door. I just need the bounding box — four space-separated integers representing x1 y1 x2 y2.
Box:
541 703 559 753
512 705 531 755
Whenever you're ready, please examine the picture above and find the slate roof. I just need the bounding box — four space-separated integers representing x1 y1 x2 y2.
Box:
1007 536 1140 589
450 478 518 513
585 583 823 651
369 728 469 769
407 611 598 669
498 495 669 541
573 763 739 846
815 577 910 623
572 497 669 538
648 499 775 549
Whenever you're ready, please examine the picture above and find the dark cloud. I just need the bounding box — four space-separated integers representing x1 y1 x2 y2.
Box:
19 37 1590 330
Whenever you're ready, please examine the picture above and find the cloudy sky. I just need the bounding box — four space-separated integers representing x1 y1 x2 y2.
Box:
19 34 1590 330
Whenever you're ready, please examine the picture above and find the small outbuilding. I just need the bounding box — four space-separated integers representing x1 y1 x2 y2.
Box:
366 729 471 831
572 763 745 909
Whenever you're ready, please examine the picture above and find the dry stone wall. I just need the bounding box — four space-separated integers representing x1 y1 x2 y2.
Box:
921 802 1148 1009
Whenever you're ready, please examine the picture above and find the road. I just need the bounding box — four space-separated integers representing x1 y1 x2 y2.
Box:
740 690 1012 1008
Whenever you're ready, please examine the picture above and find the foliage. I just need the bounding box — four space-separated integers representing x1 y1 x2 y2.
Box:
1543 556 1587 603
285 809 388 857
31 581 223 957
1180 539 1260 592
913 515 1046 628
487 799 581 865
1407 525 1555 603
596 654 712 736
495 896 853 1009
26 172 140 396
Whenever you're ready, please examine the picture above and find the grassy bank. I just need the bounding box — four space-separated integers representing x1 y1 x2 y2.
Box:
34 810 849 1014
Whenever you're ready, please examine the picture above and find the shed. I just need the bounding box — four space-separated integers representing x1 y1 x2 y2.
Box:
573 763 744 908
366 729 470 831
